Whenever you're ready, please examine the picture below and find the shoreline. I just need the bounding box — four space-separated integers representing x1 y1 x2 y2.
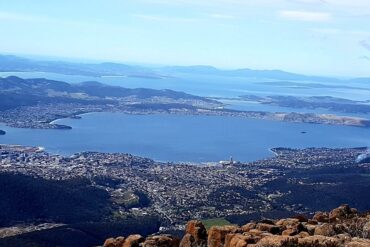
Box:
268 148 278 156
0 143 366 165
49 111 99 125
0 141 280 164
2 98 370 130
41 109 370 131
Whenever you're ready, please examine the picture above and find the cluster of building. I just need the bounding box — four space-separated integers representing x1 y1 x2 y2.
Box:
0 144 367 231
0 103 107 129
0 95 220 129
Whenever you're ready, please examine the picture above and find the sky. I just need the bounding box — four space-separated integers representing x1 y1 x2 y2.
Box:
0 0 370 77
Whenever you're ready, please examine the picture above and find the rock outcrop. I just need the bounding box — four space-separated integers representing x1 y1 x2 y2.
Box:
180 220 207 247
143 235 180 247
103 205 370 247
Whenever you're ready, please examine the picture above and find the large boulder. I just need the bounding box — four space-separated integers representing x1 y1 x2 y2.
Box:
282 228 298 236
180 234 197 247
304 224 317 235
276 218 306 236
276 218 300 228
298 235 340 247
208 226 240 247
104 237 125 247
123 234 145 247
143 235 180 247
313 212 330 223
256 223 281 234
314 223 336 237
224 233 256 247
241 223 256 232
185 220 207 245
329 205 355 221
255 236 298 247
247 229 264 237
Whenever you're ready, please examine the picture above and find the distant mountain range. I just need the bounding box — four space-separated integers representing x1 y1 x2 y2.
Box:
0 55 158 78
0 76 206 100
0 76 211 111
1 54 369 83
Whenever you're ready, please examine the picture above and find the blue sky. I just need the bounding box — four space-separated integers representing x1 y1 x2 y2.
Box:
0 0 370 77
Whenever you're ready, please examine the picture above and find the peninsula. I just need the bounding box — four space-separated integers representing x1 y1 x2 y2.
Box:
0 76 369 129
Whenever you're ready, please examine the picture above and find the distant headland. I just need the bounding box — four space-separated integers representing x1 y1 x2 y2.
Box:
0 76 369 130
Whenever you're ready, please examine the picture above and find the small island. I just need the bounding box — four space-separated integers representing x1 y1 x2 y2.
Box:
0 130 6 135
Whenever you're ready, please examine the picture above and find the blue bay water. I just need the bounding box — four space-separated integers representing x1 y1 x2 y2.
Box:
0 113 369 162
0 72 369 162
1 72 369 100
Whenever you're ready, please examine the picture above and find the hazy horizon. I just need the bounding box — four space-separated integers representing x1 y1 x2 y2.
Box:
1 0 370 77
0 52 368 80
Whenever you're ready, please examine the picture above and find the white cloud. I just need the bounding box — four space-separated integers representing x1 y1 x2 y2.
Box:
279 10 332 22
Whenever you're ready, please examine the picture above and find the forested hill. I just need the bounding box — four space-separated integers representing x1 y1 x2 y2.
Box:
0 76 215 111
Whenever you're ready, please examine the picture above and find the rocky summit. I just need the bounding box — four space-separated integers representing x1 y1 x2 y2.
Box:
103 205 370 247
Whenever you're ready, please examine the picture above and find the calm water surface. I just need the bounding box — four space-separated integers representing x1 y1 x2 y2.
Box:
1 72 369 162
1 113 369 162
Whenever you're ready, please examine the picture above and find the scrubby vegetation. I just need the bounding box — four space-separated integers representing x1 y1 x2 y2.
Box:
0 173 112 226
